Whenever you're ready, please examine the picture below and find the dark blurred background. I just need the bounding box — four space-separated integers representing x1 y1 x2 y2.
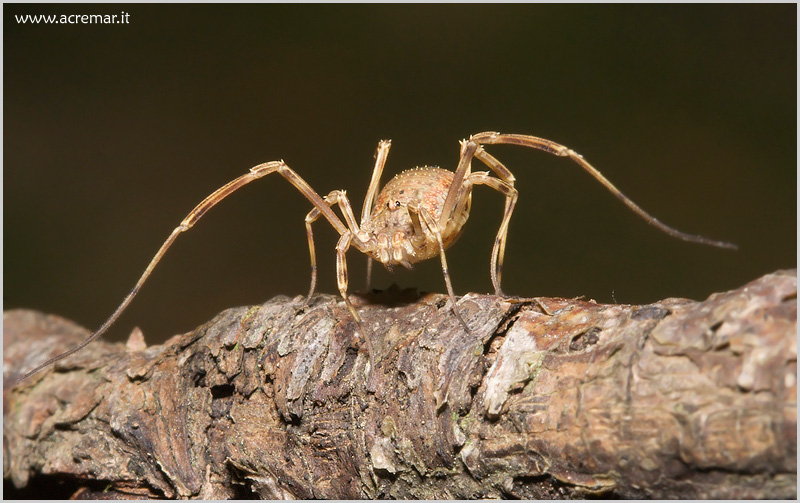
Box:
5 4 796 345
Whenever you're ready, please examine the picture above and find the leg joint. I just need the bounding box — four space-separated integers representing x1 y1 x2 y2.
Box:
249 160 283 176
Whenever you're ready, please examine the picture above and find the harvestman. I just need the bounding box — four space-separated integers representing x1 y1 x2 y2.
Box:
16 132 736 383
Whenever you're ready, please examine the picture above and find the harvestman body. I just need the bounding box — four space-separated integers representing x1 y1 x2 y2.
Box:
16 132 736 383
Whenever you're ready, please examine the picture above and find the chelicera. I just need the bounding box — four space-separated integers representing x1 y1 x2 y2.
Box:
17 131 735 382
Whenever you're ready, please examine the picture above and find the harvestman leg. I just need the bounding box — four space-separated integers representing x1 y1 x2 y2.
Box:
439 140 520 296
17 161 349 383
471 132 738 249
438 140 477 230
408 202 470 331
304 190 361 302
471 147 518 295
333 228 382 390
466 171 518 296
360 140 392 290
440 131 737 300
306 190 365 335
334 230 377 373
361 140 393 224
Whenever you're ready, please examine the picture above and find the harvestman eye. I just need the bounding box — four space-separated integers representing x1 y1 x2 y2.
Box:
15 132 736 384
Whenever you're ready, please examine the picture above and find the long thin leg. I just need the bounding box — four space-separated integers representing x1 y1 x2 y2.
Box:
409 202 470 331
361 140 392 291
305 190 361 301
474 145 516 185
437 143 518 295
365 257 374 291
470 132 737 250
304 207 321 303
336 231 359 322
360 140 392 225
16 161 348 383
467 172 519 295
439 139 477 229
336 230 375 361
335 231 378 391
472 146 518 294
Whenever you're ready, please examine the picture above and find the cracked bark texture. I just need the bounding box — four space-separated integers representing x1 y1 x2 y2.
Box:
3 270 796 499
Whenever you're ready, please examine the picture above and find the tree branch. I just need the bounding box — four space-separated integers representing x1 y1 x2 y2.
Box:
3 270 796 499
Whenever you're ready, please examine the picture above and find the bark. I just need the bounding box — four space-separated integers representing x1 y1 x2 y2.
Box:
3 270 796 499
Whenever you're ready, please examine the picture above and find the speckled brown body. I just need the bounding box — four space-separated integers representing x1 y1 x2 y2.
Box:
359 167 471 270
